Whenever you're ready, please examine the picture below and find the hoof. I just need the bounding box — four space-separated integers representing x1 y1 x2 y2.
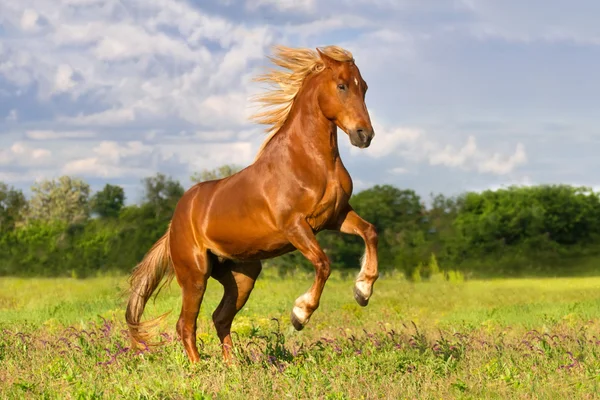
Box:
353 285 369 307
290 311 305 331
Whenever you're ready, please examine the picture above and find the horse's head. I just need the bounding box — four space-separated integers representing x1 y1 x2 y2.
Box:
316 48 374 149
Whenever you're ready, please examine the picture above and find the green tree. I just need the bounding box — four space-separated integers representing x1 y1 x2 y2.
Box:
0 182 27 231
350 185 424 232
24 176 90 225
190 164 242 183
142 173 184 219
91 184 125 218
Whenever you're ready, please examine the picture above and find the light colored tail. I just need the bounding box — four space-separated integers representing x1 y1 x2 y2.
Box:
125 225 174 348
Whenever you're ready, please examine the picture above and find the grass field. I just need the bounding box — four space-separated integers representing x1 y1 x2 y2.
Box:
1 269 600 399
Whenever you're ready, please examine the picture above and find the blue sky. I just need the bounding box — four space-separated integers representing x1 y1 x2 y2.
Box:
0 0 598 204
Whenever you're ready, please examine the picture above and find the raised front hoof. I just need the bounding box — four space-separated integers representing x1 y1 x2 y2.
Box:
290 311 305 331
353 285 370 307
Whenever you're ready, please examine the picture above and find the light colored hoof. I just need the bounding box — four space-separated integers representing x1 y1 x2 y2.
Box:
290 311 304 331
291 306 309 331
354 281 371 307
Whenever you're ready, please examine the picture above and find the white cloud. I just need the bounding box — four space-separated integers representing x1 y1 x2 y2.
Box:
59 108 136 126
0 45 40 88
62 141 154 178
58 136 257 180
194 129 237 142
62 157 144 179
0 0 405 137
10 142 50 159
428 136 478 168
0 142 52 166
348 120 527 176
0 0 279 126
245 0 316 12
20 9 40 31
427 137 527 174
94 141 152 162
89 23 205 62
25 130 96 140
160 141 256 172
478 143 527 175
53 64 78 93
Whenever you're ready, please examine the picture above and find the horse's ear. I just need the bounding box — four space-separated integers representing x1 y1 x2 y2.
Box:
317 48 340 69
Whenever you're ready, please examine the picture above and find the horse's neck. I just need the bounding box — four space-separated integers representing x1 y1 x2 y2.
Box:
266 102 340 167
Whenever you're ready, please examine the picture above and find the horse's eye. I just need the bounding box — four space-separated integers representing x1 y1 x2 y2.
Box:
337 84 347 91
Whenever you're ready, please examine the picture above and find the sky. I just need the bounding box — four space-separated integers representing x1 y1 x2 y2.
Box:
0 0 599 204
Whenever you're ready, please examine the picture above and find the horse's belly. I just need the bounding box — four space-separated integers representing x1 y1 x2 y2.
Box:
205 227 294 262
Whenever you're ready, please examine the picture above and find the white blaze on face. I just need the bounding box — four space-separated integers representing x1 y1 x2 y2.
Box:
354 77 359 86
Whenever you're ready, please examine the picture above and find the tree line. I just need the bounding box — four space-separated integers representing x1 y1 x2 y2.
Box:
1 165 599 279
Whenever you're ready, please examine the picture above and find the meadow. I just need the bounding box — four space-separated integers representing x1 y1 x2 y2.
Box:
1 269 600 399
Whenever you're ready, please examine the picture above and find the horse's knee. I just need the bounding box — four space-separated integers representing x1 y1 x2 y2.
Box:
313 255 331 281
364 222 378 244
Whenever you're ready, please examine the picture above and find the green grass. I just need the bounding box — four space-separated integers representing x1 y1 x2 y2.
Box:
1 269 600 399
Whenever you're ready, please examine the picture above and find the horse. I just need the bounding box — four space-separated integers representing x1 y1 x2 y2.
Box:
125 45 379 363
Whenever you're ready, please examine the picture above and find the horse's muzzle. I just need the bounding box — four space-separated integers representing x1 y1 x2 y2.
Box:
349 127 374 148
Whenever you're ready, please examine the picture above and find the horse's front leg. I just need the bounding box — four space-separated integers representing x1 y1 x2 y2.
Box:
284 218 332 331
335 207 379 306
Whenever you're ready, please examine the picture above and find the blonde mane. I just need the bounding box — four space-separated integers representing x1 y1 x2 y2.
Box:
250 45 355 159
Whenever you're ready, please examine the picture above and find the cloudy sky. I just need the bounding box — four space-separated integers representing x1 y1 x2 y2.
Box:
0 0 598 204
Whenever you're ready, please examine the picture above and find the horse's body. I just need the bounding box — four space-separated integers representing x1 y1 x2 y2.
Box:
126 45 380 363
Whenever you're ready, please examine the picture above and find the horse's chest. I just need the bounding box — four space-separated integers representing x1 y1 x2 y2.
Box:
306 181 351 230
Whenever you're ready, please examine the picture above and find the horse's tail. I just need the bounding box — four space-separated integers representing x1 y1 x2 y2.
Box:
125 224 175 348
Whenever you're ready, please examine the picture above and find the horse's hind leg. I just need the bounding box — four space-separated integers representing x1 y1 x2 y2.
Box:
336 207 379 306
172 249 213 363
211 260 262 362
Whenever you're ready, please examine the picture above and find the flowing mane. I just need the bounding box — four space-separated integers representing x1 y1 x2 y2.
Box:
250 45 355 158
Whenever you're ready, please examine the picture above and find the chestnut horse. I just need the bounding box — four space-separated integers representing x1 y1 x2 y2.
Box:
125 45 379 363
